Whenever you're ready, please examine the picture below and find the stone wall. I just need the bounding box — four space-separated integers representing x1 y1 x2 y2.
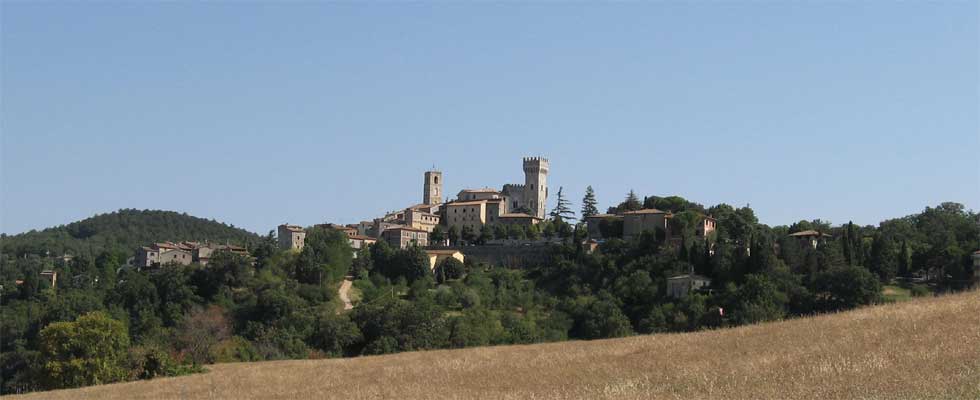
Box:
428 244 553 268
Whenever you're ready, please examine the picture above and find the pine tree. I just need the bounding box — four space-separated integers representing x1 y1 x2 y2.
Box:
623 190 642 212
549 186 576 223
581 186 599 218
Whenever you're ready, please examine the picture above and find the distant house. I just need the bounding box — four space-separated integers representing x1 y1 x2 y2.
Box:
788 230 831 249
381 227 429 249
425 249 465 272
39 270 58 289
497 213 543 227
349 235 377 258
623 209 673 240
190 243 248 266
135 241 246 267
585 214 623 239
135 242 194 268
278 224 306 250
667 274 711 299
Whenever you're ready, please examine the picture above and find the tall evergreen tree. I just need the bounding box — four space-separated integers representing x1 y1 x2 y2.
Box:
581 186 599 219
549 187 576 223
623 190 641 212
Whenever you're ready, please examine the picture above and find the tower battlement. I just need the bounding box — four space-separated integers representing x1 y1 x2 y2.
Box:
523 157 549 173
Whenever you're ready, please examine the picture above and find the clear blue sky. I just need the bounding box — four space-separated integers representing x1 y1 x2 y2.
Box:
2 2 977 235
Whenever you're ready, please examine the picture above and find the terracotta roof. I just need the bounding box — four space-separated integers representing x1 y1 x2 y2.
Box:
447 200 487 207
350 235 376 241
425 249 462 255
788 230 829 237
622 209 668 215
385 226 428 233
668 274 711 281
585 214 622 219
500 213 543 220
459 188 500 193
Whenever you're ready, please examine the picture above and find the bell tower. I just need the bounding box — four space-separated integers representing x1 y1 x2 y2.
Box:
423 170 442 205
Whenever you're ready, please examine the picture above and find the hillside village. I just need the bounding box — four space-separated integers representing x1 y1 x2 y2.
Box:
131 157 731 297
3 157 978 396
128 156 980 300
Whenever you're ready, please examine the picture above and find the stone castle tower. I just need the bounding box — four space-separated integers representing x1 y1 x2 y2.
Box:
522 157 549 219
423 170 442 205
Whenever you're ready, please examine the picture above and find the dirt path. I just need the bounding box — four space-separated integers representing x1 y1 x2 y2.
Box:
338 277 354 311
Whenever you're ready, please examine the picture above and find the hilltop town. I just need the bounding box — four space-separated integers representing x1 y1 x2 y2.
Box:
3 157 977 397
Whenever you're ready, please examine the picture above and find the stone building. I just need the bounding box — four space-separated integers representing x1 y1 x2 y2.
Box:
696 216 718 239
136 241 247 267
667 274 712 298
425 249 465 272
188 242 248 266
585 214 624 239
404 207 441 232
278 224 306 250
497 213 543 227
623 209 673 240
788 230 830 249
135 242 194 267
445 200 489 232
457 188 502 202
381 226 429 249
39 270 58 289
349 235 377 257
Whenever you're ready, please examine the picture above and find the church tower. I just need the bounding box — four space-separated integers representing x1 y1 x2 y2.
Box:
423 170 442 205
522 157 549 219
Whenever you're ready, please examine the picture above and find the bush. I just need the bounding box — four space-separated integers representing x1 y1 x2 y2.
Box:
210 336 261 363
38 312 130 389
127 345 199 380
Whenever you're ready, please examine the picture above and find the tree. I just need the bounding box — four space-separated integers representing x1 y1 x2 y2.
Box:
430 225 446 244
296 226 353 285
731 275 787 325
549 186 576 223
581 186 599 219
812 264 881 311
460 226 477 244
438 257 465 281
479 225 494 244
312 313 362 357
38 312 130 389
609 190 642 214
175 306 232 365
447 226 460 246
868 234 898 282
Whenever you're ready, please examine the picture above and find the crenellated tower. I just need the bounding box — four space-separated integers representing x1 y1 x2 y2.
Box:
423 170 442 205
522 157 549 219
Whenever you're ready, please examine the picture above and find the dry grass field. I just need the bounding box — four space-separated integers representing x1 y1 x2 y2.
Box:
14 290 980 400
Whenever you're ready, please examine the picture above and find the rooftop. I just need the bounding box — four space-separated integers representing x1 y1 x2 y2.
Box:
585 214 623 219
500 213 543 220
459 188 500 193
447 200 488 207
668 274 711 281
622 209 668 215
425 249 463 255
788 230 830 237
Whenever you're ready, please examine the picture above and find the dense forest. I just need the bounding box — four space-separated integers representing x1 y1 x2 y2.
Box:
0 209 259 262
0 200 976 395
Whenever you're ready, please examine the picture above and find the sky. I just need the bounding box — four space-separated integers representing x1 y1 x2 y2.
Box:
1 2 977 235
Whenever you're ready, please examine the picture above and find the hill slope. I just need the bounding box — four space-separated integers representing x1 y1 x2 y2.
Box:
0 209 259 259
14 290 980 400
